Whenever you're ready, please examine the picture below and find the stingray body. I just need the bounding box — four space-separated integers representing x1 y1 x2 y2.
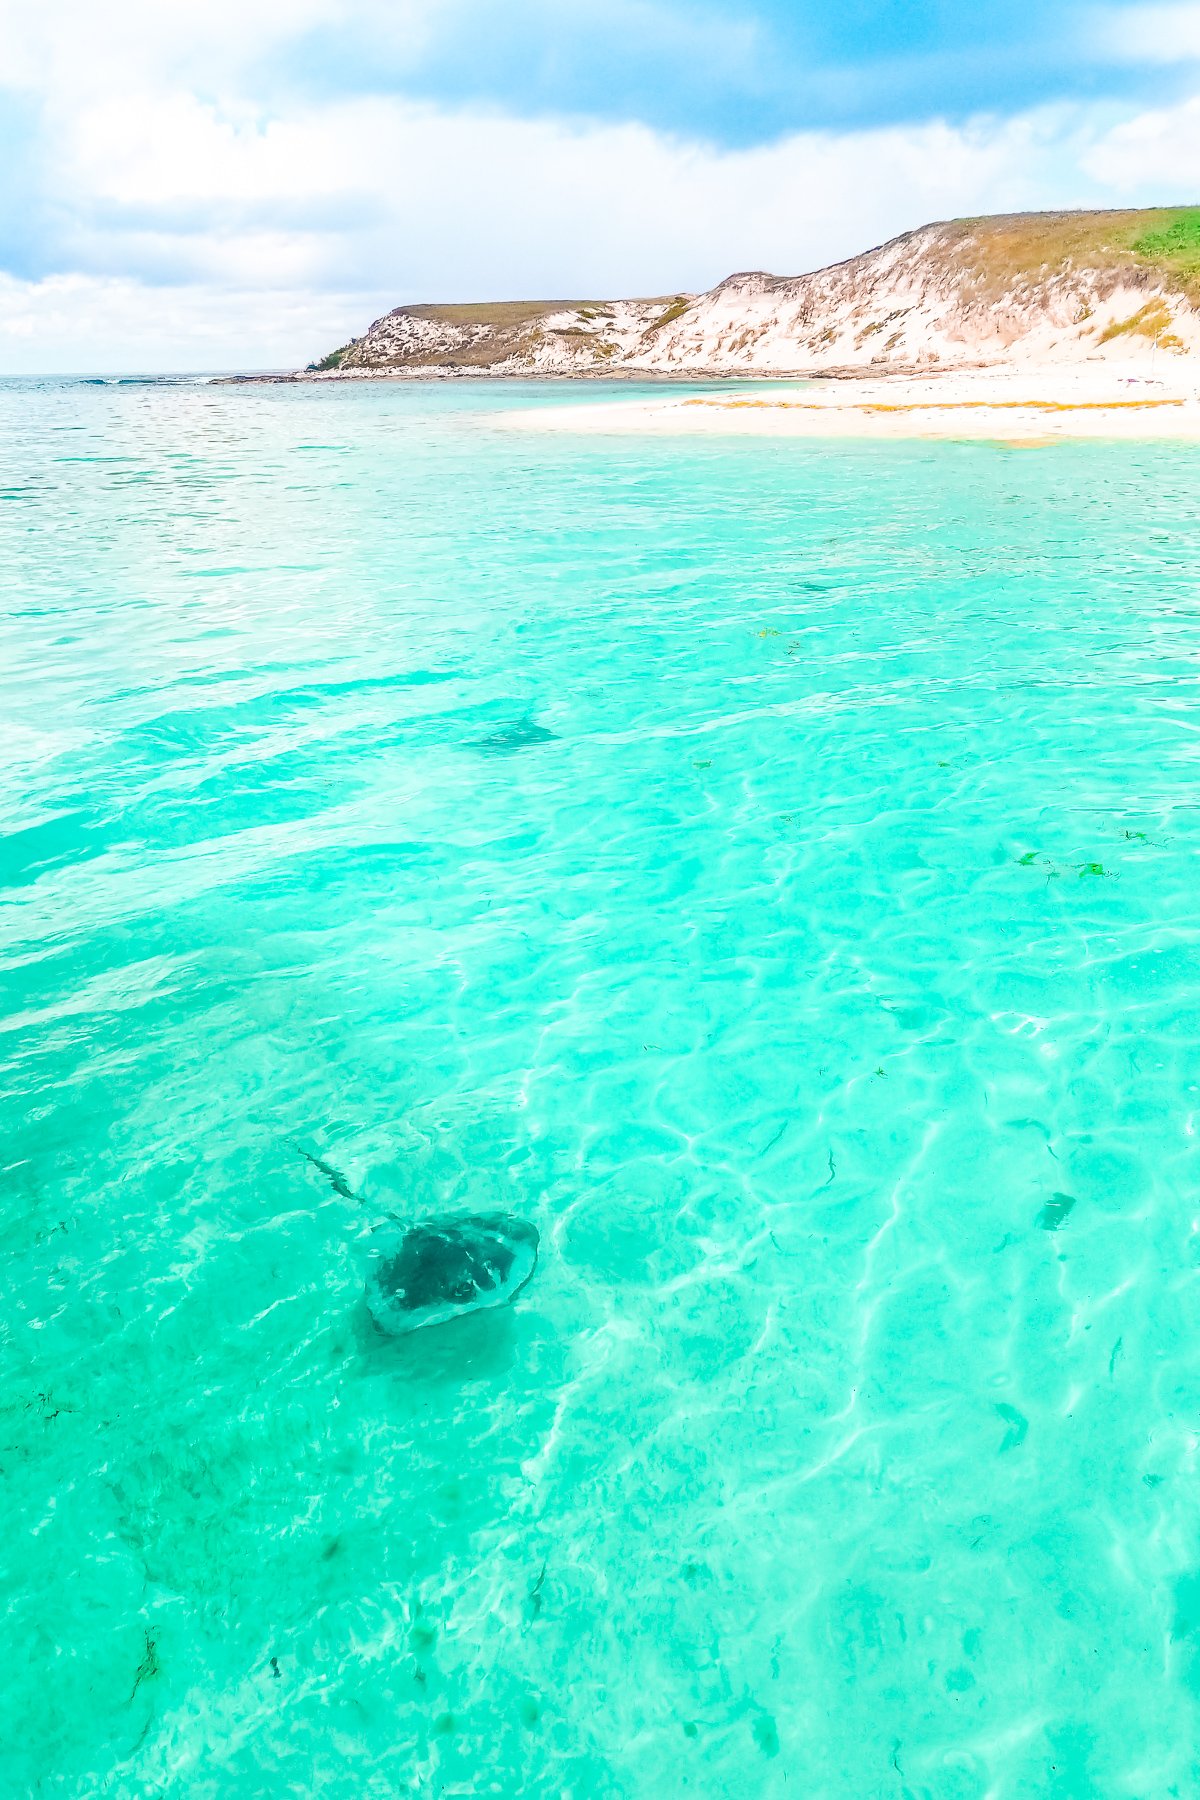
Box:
365 1212 539 1337
471 720 556 755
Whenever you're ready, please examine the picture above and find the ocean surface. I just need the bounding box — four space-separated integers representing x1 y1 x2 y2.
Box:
4 374 1200 1798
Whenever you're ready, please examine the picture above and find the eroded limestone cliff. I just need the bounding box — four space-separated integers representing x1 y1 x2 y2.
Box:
307 208 1200 377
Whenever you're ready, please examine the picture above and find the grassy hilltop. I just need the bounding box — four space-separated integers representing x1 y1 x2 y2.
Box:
927 207 1200 296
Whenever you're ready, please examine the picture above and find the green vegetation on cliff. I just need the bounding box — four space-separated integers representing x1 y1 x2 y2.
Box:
1131 209 1200 284
307 345 350 372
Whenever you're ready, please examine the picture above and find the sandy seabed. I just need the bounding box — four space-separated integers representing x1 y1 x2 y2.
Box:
502 361 1200 440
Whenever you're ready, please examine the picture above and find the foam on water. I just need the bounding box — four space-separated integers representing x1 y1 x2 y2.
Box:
4 376 1200 1795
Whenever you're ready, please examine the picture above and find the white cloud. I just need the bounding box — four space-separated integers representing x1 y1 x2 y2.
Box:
0 0 367 93
0 272 386 374
69 96 352 210
1081 94 1200 186
34 92 1114 298
1092 4 1200 62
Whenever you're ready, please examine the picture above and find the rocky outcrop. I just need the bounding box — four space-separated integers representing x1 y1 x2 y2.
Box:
307 207 1200 378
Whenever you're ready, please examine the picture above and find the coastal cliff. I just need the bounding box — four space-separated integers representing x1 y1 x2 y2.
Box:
307 207 1200 378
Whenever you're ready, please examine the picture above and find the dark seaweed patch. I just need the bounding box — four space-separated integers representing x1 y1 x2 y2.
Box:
752 1712 780 1757
128 1632 159 1702
1036 1192 1076 1231
995 1403 1028 1451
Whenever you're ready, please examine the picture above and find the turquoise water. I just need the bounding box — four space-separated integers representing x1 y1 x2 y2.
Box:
4 376 1200 1797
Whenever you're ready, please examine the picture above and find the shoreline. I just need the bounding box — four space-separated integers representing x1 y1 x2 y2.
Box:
216 363 988 386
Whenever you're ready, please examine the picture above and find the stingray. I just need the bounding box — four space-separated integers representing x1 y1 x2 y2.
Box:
471 719 557 756
365 1212 540 1337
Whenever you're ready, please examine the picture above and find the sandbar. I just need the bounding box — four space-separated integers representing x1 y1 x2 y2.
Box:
501 363 1200 440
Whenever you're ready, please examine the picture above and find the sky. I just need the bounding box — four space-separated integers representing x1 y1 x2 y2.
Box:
1 0 1200 371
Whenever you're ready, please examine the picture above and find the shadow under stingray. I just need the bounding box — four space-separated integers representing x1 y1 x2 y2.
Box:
349 1295 524 1388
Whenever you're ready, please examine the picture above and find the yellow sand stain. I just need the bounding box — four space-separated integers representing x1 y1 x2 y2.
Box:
681 396 1184 413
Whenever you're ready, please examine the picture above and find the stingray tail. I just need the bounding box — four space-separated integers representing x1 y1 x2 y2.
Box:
291 1140 358 1201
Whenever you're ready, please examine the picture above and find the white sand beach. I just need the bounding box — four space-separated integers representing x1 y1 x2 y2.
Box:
503 362 1200 440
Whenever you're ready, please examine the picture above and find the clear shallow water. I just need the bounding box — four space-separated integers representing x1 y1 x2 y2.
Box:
4 376 1200 1797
